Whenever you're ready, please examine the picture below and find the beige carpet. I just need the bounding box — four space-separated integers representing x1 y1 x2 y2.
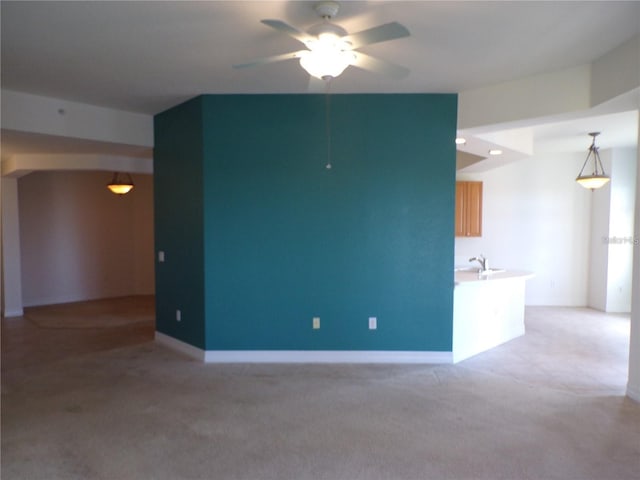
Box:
2 306 639 480
24 296 155 329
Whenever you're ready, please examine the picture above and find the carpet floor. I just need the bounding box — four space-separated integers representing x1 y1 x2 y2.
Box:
1 303 639 480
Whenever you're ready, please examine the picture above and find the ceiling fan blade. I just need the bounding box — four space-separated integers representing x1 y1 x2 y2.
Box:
351 52 410 79
233 50 307 69
261 19 314 44
343 22 410 49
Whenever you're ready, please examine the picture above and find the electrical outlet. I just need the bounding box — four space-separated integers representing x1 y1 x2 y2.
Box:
368 317 377 330
313 317 320 329
158 251 165 262
176 309 181 322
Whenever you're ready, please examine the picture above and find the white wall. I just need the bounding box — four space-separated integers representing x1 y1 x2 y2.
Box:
1 90 153 154
458 65 591 129
587 147 637 312
606 148 637 312
588 150 613 311
627 117 640 402
2 178 24 316
18 171 154 306
590 34 640 107
455 151 592 306
132 175 155 295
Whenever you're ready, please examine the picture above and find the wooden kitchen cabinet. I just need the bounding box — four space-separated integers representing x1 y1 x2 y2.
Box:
455 181 482 237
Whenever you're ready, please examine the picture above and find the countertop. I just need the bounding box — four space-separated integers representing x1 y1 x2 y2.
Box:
454 269 534 286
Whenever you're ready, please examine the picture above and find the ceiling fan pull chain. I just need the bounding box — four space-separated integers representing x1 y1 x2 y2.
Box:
324 78 333 170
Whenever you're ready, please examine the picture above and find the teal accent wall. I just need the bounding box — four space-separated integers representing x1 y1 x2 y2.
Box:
154 97 205 348
155 94 457 352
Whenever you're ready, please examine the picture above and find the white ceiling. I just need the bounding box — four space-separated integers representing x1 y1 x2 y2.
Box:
1 1 639 157
532 111 639 154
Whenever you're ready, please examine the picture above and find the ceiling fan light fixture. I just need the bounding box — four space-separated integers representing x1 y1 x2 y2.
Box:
299 46 355 79
576 132 610 190
235 3 410 82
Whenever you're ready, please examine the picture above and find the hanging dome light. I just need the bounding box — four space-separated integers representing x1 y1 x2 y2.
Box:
576 132 610 190
107 172 134 195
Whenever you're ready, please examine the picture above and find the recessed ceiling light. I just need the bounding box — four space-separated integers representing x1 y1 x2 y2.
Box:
455 137 466 145
488 149 503 156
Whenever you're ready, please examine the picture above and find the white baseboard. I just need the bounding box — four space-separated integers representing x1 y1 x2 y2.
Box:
3 308 24 318
23 292 141 308
627 383 640 403
155 331 453 364
23 294 90 308
155 332 207 361
202 350 453 364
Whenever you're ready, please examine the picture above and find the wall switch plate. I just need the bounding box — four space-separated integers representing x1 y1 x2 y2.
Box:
158 251 165 262
176 309 181 322
313 317 320 329
368 317 377 330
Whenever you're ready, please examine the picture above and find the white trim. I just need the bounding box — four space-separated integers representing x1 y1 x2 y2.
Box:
3 308 24 318
22 292 143 309
155 331 453 364
627 383 640 403
3 154 153 179
2 90 153 147
155 331 206 361
203 350 453 364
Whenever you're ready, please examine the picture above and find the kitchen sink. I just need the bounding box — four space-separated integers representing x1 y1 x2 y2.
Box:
454 267 506 274
479 268 506 275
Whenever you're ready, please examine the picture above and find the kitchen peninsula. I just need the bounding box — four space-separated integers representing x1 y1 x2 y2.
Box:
453 269 534 362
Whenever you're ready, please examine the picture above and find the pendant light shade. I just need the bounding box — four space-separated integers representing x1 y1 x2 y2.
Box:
107 172 134 195
576 132 610 190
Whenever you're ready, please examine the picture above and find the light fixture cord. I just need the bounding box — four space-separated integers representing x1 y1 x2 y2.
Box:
577 134 603 177
589 135 599 175
324 77 332 170
577 149 593 177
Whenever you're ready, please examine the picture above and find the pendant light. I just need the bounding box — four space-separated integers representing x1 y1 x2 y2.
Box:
107 172 134 195
576 132 610 190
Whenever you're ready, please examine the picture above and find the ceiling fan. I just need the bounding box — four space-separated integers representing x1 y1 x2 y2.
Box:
233 1 411 83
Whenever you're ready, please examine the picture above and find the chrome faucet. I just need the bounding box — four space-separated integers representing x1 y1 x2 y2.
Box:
469 254 488 272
